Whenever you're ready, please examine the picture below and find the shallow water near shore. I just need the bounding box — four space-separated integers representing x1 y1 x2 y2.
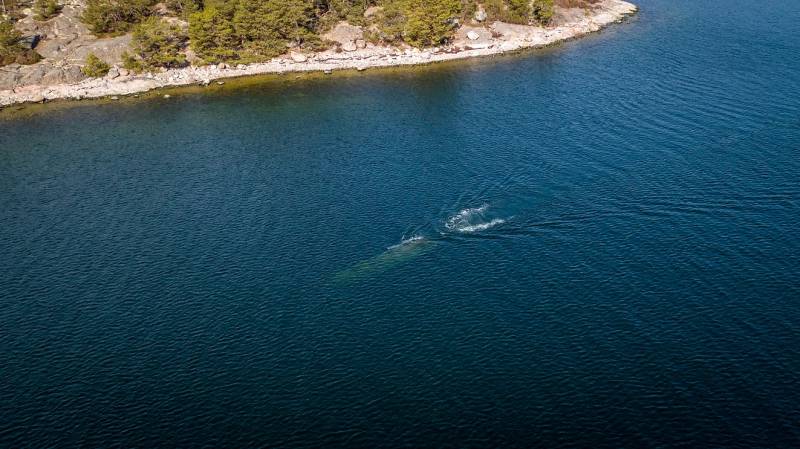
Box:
2 0 800 447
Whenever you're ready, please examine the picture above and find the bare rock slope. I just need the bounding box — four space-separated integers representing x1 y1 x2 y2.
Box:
1 1 130 90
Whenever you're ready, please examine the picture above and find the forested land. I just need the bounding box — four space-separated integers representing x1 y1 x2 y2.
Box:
92 0 557 67
2 0 579 69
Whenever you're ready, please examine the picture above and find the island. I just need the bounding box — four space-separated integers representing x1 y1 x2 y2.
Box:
0 0 637 106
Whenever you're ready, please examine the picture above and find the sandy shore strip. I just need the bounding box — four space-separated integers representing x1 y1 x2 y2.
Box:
0 0 636 107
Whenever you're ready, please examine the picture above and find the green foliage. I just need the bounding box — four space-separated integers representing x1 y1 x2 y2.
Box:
372 2 405 43
74 0 558 69
188 6 237 63
0 0 25 17
0 18 21 56
187 0 320 63
460 0 477 22
470 0 552 25
233 0 317 61
400 0 462 48
82 52 110 77
483 0 528 24
325 0 368 25
129 16 188 69
164 0 202 17
121 50 144 72
34 0 61 21
82 0 157 34
0 17 40 66
506 0 532 22
532 0 554 24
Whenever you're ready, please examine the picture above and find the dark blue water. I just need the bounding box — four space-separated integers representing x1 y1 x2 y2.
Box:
2 0 800 447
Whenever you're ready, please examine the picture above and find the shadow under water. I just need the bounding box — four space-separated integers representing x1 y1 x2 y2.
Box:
334 204 511 282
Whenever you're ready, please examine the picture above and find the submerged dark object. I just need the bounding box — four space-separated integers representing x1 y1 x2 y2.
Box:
19 34 41 50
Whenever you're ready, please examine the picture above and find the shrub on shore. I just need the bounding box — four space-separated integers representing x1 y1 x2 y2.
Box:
82 52 110 76
188 0 321 64
532 0 555 24
128 17 188 69
0 19 22 64
0 0 25 17
1 17 42 66
82 0 157 34
121 51 145 72
164 0 202 18
401 0 463 48
34 0 61 21
187 6 237 63
232 0 319 62
482 0 554 24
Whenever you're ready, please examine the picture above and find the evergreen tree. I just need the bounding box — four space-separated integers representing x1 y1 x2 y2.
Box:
189 6 238 62
33 0 61 21
82 0 156 34
129 17 188 69
532 0 554 24
400 0 462 48
232 0 317 60
82 53 111 76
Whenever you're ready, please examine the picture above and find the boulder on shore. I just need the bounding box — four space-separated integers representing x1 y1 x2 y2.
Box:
290 52 308 63
323 22 364 47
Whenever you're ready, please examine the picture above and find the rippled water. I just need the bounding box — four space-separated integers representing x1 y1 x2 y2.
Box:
2 0 800 447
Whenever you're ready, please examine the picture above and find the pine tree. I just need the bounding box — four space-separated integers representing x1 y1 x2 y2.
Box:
189 6 238 62
401 0 462 48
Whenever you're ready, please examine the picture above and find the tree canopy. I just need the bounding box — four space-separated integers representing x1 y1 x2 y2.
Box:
75 0 556 67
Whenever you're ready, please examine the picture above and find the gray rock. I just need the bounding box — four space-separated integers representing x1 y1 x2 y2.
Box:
342 41 358 52
355 39 367 49
475 10 487 22
467 31 481 41
107 67 120 79
0 70 21 90
63 65 85 83
290 52 308 63
118 68 129 77
19 65 48 86
322 22 364 47
41 68 66 84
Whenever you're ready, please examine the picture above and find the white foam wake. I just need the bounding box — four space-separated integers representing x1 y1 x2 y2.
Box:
444 204 508 233
387 235 425 250
444 204 489 231
455 218 507 233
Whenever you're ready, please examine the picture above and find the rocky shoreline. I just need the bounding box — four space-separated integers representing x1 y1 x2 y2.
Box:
0 0 636 107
